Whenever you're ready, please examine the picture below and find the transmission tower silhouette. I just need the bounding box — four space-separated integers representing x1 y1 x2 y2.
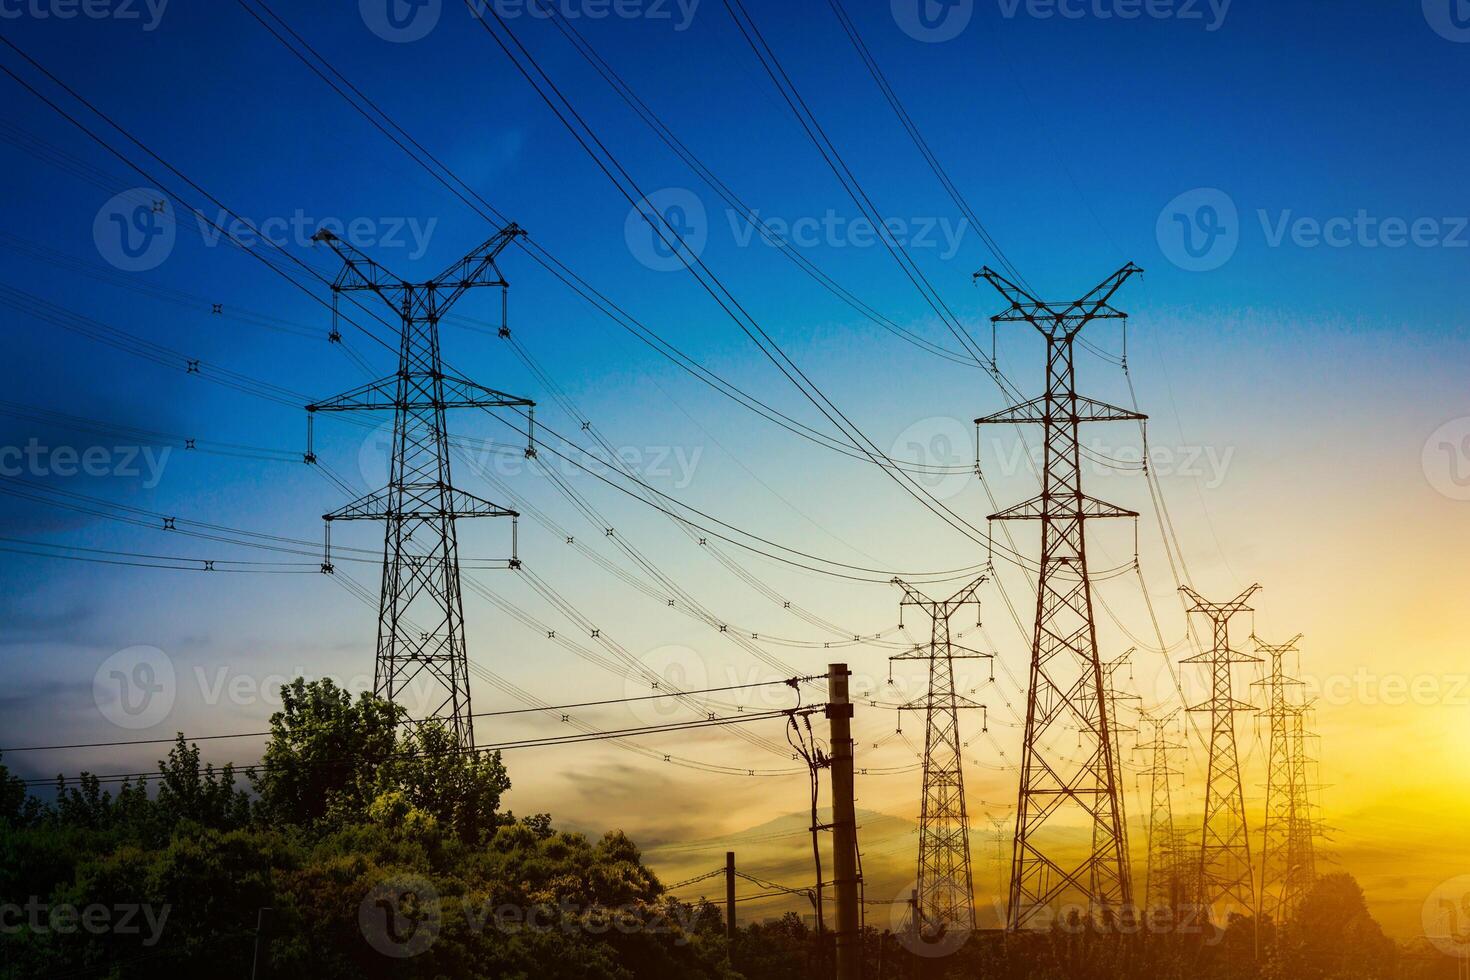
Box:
975 264 1144 928
1089 653 1140 899
307 225 534 748
890 575 991 936
1286 699 1321 912
1253 632 1307 923
1181 584 1262 918
1137 709 1187 913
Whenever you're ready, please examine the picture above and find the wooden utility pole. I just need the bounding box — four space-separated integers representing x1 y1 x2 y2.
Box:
726 851 737 941
829 662 862 980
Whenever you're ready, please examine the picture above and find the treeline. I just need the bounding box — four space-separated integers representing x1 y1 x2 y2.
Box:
0 678 1447 979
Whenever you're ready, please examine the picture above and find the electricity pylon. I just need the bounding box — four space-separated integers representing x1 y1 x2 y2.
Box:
1285 701 1321 913
1137 709 1186 913
1253 632 1305 923
307 225 534 748
1181 584 1262 919
975 263 1144 929
890 575 991 936
1088 653 1140 899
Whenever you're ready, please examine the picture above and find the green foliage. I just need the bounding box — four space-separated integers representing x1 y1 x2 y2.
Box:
0 679 730 979
0 681 1409 979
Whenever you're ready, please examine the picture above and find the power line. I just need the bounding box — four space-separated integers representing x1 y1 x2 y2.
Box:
1 674 817 755
20 706 822 789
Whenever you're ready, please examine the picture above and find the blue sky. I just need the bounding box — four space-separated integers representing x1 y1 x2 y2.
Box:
1 0 1468 936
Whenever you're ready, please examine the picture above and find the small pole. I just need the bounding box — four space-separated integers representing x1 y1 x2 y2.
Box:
726 850 737 941
829 662 862 980
251 907 272 980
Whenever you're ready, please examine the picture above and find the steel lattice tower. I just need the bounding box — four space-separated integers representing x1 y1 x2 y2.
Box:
1285 701 1320 914
1181 585 1262 919
1253 633 1305 923
890 576 991 935
975 264 1144 929
1088 653 1140 899
1138 709 1186 913
307 225 534 748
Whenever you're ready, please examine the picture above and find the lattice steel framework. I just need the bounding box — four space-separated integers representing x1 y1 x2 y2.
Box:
890 575 991 935
1254 632 1306 923
307 225 533 748
1138 709 1186 913
1088 653 1140 898
975 264 1144 929
1285 701 1320 914
1181 585 1261 919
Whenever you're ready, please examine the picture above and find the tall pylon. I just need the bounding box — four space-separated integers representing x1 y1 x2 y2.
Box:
1285 701 1321 914
308 225 534 748
1137 709 1186 913
1253 632 1306 923
1089 653 1140 899
975 263 1144 929
890 575 991 937
1181 584 1262 919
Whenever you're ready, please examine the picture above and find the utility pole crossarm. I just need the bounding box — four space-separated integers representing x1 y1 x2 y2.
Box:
324 485 517 523
974 265 1051 321
1180 583 1262 617
312 229 409 309
988 493 1138 522
976 393 1145 426
1053 263 1144 332
426 223 527 315
308 373 535 413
